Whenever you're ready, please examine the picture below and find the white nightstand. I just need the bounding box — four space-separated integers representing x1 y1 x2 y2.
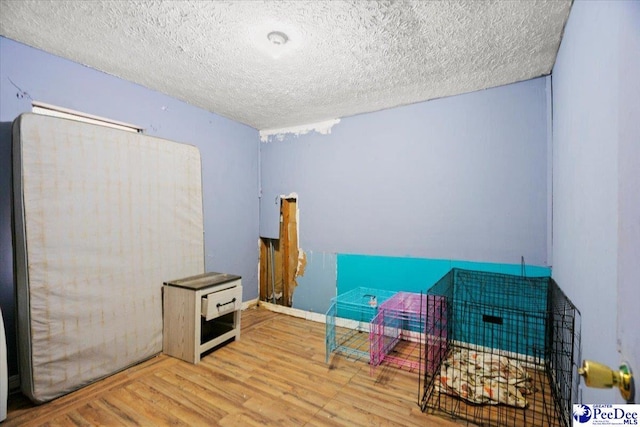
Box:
163 272 242 364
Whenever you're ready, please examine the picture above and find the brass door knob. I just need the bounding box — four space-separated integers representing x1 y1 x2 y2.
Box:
578 360 635 403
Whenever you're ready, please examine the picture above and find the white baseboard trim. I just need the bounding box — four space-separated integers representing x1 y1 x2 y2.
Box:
258 301 326 324
242 298 259 310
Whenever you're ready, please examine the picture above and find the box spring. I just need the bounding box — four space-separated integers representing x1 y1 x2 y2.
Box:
12 114 205 403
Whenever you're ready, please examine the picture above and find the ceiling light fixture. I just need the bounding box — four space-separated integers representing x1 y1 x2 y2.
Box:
267 31 288 46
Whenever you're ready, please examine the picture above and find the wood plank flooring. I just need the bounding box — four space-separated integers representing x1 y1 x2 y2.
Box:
5 306 464 426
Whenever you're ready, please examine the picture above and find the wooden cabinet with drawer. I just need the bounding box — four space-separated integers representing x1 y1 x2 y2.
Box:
163 272 242 364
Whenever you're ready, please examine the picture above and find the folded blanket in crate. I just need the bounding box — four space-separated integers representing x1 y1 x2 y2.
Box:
438 348 534 408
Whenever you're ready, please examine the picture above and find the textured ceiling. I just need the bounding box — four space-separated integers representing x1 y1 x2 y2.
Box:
0 0 572 132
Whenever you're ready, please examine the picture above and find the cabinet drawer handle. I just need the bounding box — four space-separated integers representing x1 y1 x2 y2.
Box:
216 298 236 309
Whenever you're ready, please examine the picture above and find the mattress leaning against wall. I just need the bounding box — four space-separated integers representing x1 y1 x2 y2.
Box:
12 113 205 403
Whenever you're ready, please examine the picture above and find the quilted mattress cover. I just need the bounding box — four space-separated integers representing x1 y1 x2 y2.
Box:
12 114 205 403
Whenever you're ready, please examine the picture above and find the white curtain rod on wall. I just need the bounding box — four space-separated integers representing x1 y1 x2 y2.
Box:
31 101 143 133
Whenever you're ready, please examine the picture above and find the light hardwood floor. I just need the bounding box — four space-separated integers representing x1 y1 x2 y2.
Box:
5 306 463 426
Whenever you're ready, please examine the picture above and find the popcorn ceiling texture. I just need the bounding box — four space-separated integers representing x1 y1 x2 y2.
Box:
0 0 571 131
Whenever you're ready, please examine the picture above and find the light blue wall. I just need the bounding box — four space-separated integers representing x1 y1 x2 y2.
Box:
0 37 260 376
292 251 337 314
261 77 550 313
552 0 640 404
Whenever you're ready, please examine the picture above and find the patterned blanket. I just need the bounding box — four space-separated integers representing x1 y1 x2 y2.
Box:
438 349 534 408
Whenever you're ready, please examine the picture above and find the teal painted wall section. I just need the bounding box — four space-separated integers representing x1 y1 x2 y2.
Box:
331 257 552 358
441 269 549 358
336 253 551 296
290 252 550 316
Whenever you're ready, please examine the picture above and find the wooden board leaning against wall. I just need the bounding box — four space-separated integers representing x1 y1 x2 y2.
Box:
260 197 306 307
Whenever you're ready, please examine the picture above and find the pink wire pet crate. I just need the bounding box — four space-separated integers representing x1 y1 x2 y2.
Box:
370 292 447 376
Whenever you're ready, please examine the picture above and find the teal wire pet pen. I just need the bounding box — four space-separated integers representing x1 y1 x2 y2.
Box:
325 287 396 363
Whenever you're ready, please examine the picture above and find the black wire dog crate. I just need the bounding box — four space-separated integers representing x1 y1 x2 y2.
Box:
420 269 581 427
